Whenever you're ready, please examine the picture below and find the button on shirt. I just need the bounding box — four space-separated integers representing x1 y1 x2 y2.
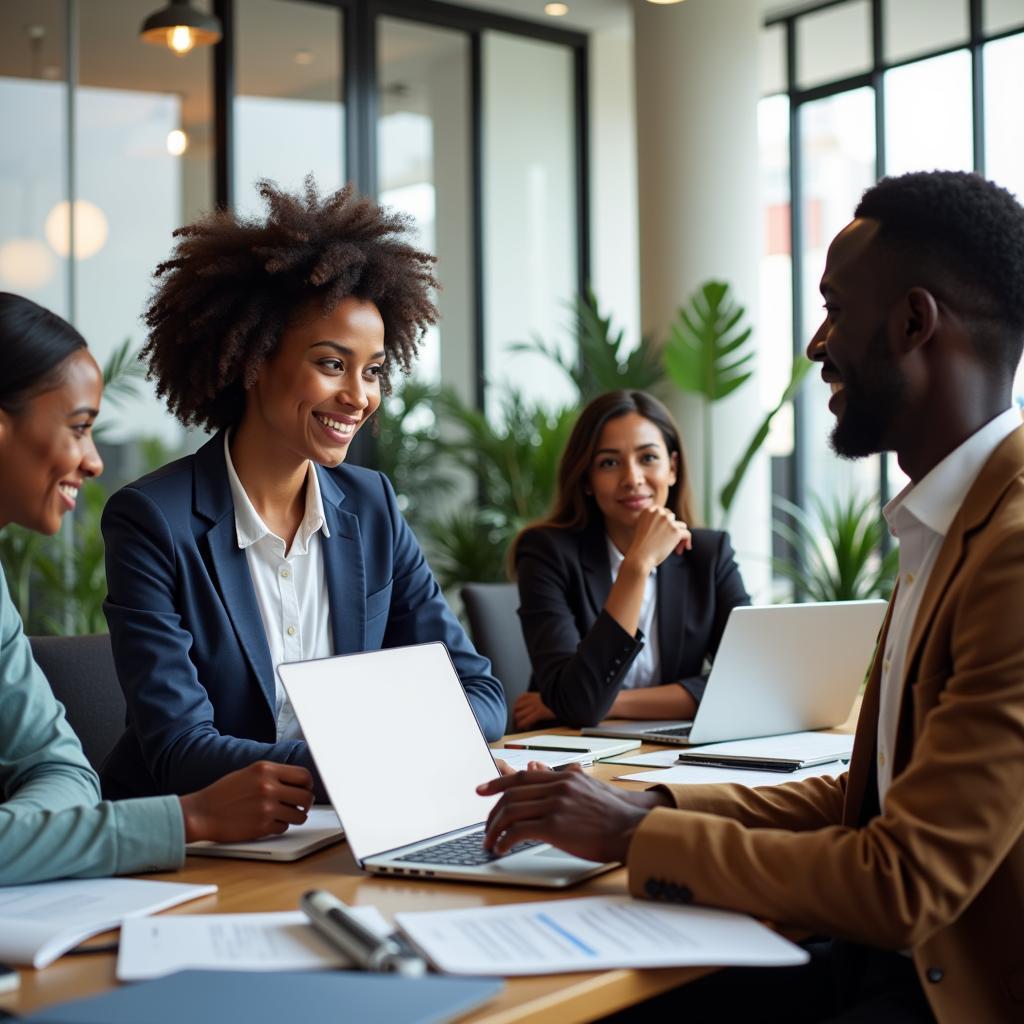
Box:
224 435 333 741
607 537 661 690
877 408 1020 806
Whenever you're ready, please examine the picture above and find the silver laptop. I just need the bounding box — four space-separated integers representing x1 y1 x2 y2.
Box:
278 643 613 888
583 600 886 746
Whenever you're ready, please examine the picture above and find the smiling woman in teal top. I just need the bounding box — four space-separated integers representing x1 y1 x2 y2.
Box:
0 292 316 885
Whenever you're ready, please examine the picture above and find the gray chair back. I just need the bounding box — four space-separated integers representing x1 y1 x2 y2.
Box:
460 582 531 735
29 633 126 771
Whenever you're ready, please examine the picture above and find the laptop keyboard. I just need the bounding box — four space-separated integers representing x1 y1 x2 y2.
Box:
394 830 542 866
646 724 693 738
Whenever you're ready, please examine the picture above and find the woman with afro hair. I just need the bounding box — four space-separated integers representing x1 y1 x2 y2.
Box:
99 178 506 802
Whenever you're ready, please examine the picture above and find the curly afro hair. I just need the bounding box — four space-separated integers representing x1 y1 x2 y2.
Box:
143 176 439 431
855 170 1024 379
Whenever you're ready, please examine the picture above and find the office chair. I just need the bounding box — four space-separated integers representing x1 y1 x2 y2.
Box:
29 633 126 771
460 582 531 735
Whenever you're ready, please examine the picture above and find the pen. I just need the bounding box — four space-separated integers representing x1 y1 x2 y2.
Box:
300 889 427 977
675 754 846 772
676 756 800 773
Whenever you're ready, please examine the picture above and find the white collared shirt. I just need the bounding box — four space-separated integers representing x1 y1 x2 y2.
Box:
607 537 661 690
223 434 333 741
877 408 1020 806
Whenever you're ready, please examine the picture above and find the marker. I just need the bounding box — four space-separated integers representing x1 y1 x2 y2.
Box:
300 890 427 977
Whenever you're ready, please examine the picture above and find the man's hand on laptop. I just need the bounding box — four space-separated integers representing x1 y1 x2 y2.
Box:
477 769 672 863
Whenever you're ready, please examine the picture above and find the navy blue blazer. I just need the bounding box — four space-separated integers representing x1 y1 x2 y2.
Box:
100 434 506 800
515 519 750 728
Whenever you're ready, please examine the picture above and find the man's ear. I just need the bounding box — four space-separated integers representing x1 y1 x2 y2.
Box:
900 287 940 354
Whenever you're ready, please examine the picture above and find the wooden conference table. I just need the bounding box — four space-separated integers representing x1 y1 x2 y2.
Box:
4 709 859 1024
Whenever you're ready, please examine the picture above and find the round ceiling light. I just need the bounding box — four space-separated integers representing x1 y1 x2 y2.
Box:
140 1 222 56
44 199 109 260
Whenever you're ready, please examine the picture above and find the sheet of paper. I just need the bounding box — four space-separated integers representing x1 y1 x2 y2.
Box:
678 732 854 762
490 748 581 771
618 760 845 785
0 878 217 968
396 895 808 975
117 908 392 980
186 807 343 859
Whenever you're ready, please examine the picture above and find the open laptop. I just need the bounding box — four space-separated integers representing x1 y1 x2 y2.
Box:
583 600 887 747
278 643 613 888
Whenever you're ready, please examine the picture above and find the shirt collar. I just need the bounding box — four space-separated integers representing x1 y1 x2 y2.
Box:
223 432 331 552
883 407 1021 539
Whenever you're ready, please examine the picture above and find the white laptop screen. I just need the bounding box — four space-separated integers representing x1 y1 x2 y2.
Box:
277 643 501 862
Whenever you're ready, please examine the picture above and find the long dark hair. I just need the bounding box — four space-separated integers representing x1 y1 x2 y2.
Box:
509 390 696 574
0 292 87 413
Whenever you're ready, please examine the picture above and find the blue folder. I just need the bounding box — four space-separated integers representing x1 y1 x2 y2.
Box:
24 970 503 1024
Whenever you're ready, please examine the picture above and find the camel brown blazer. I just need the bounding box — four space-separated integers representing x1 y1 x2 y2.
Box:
627 425 1024 1023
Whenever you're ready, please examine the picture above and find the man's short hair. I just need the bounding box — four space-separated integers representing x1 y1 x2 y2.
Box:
855 171 1024 379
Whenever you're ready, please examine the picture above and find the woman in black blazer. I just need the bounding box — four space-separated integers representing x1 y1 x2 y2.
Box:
511 390 750 730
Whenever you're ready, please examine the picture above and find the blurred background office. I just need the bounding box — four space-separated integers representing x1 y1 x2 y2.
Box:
2 0 1022 635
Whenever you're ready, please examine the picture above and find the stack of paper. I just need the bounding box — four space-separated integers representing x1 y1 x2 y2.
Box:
116 908 392 981
0 878 216 968
395 894 808 975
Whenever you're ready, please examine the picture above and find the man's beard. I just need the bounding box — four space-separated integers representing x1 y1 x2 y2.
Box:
830 327 906 459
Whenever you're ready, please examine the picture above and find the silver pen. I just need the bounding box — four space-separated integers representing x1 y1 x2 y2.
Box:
300 889 427 977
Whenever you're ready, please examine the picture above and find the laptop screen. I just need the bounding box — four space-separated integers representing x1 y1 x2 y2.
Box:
278 643 501 862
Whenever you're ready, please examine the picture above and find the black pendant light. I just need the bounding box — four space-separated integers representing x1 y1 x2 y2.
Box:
140 1 222 56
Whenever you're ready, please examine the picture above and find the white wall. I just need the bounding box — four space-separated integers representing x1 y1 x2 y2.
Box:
632 0 770 599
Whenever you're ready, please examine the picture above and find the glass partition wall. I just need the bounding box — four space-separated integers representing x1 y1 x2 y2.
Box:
760 0 1024 532
0 0 587 454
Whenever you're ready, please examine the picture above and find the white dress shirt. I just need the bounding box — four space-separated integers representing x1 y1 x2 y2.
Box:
224 435 333 741
607 537 661 690
877 408 1020 807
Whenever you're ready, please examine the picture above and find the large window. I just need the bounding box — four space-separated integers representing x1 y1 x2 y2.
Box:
482 31 578 415
0 0 215 450
234 0 344 217
0 0 588 450
377 17 471 391
761 0 1024 522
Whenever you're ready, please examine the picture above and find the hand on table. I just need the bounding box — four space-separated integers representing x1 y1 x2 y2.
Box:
476 767 671 863
179 761 315 843
513 691 556 730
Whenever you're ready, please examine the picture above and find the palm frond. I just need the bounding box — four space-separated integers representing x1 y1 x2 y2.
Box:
773 492 897 602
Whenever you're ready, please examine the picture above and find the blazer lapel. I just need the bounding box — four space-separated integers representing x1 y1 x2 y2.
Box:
904 428 1024 679
317 467 366 655
579 519 612 618
193 434 277 715
656 552 687 676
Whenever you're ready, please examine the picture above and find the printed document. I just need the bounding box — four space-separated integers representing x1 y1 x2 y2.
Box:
395 895 808 975
117 908 391 980
0 878 216 968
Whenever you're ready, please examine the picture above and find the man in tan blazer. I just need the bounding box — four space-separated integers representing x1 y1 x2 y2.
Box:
480 170 1024 1023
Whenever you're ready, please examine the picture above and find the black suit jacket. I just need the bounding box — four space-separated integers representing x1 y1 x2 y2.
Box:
515 520 750 728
